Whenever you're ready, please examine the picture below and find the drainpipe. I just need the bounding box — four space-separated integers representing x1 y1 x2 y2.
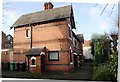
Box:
30 25 32 49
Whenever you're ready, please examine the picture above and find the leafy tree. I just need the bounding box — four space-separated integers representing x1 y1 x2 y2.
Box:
91 33 111 64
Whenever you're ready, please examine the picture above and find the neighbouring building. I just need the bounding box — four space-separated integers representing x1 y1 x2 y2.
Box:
10 2 84 73
5 34 13 49
1 31 6 49
83 40 93 59
1 31 13 70
1 31 13 49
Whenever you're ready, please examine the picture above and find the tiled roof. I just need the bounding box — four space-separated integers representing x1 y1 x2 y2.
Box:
84 40 91 47
76 34 84 43
11 5 72 28
26 47 45 56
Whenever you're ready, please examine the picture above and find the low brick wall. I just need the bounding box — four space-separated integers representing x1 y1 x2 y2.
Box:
29 66 41 73
45 64 74 72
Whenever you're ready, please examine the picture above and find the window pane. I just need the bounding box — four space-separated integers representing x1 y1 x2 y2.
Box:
26 29 28 37
69 49 72 62
26 29 30 37
28 29 30 36
49 52 59 60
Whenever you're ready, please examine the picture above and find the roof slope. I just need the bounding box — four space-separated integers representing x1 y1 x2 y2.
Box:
11 5 72 28
76 34 84 43
26 46 45 56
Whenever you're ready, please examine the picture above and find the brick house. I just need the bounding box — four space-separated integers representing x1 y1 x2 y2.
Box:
1 31 13 49
5 34 13 49
1 31 6 49
10 2 84 73
1 31 13 70
1 31 13 63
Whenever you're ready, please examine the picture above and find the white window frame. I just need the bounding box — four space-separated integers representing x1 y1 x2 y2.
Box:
30 56 36 67
68 24 72 40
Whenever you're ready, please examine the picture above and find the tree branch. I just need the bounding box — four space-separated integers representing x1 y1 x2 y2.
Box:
100 4 108 16
109 4 115 17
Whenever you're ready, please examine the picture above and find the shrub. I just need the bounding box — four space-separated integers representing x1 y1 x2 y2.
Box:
108 52 118 79
92 52 118 81
92 63 115 81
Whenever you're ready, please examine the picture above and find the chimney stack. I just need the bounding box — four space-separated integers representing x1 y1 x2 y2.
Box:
44 2 54 10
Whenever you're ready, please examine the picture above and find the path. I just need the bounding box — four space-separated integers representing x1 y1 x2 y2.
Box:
69 62 93 80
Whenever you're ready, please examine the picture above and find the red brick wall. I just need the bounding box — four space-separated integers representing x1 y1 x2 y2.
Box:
79 42 83 54
1 50 13 62
13 19 75 72
1 51 9 62
29 56 41 73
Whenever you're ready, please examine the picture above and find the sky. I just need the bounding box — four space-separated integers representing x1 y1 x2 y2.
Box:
2 1 118 40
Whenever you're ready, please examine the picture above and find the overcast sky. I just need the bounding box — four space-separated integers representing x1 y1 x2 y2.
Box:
2 1 118 40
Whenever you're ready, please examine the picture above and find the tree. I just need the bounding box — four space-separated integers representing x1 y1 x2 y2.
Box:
91 33 111 64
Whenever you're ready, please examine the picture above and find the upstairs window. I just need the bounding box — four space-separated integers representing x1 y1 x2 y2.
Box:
69 47 72 62
26 29 30 38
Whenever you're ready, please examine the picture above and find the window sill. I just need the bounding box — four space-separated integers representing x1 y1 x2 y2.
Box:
70 62 73 64
30 65 36 67
25 37 30 38
49 59 59 61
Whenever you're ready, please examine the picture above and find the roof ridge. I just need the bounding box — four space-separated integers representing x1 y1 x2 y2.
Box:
22 5 72 17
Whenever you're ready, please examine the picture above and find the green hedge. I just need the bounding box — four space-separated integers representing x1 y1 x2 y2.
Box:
92 63 115 81
92 52 118 81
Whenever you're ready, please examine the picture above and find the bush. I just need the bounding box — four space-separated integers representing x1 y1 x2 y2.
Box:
92 52 118 81
108 52 118 79
92 63 115 81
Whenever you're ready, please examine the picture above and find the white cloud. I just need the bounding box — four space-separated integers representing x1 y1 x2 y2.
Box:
2 10 18 36
88 6 113 34
3 10 18 27
89 7 100 17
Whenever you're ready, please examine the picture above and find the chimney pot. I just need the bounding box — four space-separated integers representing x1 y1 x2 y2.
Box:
44 2 54 10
